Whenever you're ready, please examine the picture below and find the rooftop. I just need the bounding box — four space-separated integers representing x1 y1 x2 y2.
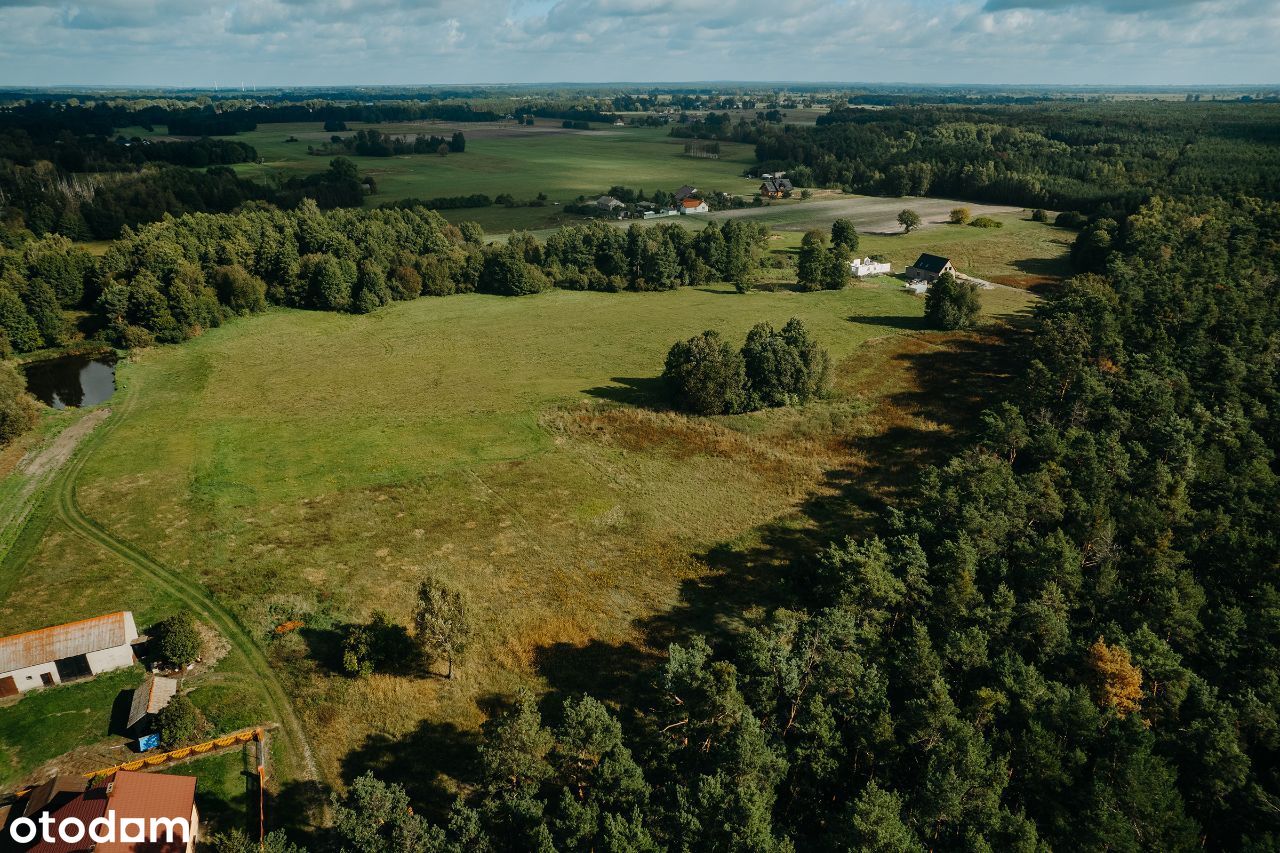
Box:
0 612 137 673
127 675 179 729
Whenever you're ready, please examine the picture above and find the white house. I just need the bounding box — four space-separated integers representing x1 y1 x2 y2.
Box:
679 197 709 214
0 611 138 697
850 257 892 277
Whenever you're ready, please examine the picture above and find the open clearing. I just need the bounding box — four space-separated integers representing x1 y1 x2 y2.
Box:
224 121 763 232
0 278 1034 800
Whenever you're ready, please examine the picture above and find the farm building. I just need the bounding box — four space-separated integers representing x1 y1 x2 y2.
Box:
759 177 794 199
127 674 179 732
679 198 709 214
0 611 138 697
850 257 892 277
22 770 200 853
906 253 956 281
673 184 699 201
595 195 625 212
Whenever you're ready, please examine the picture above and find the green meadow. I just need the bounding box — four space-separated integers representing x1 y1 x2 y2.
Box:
232 121 762 231
2 279 1035 790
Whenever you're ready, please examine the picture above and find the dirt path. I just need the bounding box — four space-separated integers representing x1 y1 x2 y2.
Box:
0 409 111 556
22 390 320 787
706 195 1026 234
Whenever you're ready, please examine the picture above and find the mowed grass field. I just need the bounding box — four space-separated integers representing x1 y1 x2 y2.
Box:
231 121 761 232
2 280 1034 794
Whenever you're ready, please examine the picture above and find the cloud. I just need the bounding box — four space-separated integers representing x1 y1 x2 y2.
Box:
984 0 1204 10
0 0 1274 85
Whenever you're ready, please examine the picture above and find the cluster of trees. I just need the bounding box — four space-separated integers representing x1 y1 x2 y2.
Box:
924 271 981 330
314 129 465 157
796 218 860 291
0 361 38 449
309 192 1280 851
0 129 257 174
755 101 1280 215
339 577 471 679
10 203 773 350
2 153 368 240
0 232 98 352
662 319 830 415
541 219 768 293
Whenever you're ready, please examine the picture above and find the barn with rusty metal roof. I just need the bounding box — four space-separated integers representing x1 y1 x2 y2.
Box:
0 611 138 698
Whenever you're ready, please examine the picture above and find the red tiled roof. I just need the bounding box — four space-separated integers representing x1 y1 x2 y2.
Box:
28 785 108 853
680 197 704 208
97 771 196 853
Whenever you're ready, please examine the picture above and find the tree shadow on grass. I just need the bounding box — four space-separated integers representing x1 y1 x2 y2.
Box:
538 324 1026 714
340 720 482 823
342 323 1026 801
846 314 929 331
582 376 666 407
109 689 134 737
272 779 331 848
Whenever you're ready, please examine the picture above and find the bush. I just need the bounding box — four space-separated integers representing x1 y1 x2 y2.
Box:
949 207 972 225
155 694 205 748
341 612 416 677
924 272 981 330
0 362 39 449
662 330 748 415
212 265 267 315
969 216 1004 229
152 611 203 668
1055 210 1088 229
1032 208 1049 222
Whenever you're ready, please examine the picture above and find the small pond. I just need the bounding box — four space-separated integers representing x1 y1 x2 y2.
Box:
22 353 117 409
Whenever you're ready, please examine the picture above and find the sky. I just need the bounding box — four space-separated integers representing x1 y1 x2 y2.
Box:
0 0 1276 88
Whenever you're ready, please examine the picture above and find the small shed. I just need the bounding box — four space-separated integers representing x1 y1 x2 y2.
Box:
127 674 178 732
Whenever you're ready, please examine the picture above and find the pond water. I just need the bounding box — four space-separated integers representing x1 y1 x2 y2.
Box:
22 353 117 409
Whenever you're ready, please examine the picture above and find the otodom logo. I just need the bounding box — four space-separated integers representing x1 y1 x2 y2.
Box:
8 810 192 846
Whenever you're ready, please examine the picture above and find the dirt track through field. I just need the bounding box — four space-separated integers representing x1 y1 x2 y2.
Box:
13 390 319 788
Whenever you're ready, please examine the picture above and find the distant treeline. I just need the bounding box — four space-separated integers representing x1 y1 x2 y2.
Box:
753 101 1280 215
379 194 491 211
316 128 466 157
1 156 365 241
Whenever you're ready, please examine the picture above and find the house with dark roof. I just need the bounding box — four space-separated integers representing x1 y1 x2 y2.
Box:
905 253 956 282
0 612 138 698
759 178 794 199
673 184 698 201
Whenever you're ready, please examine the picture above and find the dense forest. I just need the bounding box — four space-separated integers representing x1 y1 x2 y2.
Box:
0 202 770 355
305 193 1280 852
754 102 1280 216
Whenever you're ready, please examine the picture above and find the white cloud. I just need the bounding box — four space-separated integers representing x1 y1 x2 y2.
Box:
0 0 1274 85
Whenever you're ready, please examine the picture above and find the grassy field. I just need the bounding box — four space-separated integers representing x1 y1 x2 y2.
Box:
228 121 761 232
0 666 142 789
0 278 1034 800
760 211 1076 288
